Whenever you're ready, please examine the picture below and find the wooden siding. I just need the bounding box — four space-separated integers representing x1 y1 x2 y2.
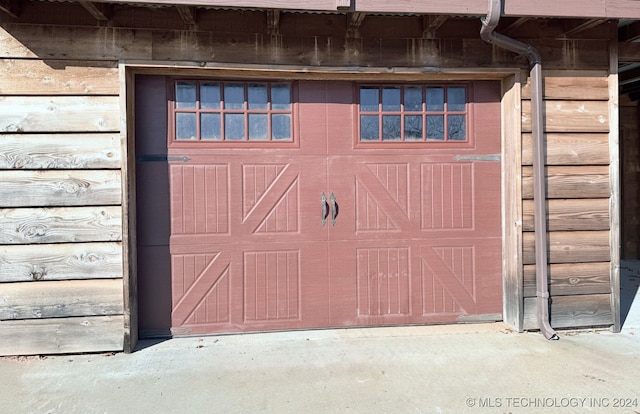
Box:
0 279 123 320
0 134 121 169
0 23 123 355
0 316 124 356
0 8 618 354
520 70 614 331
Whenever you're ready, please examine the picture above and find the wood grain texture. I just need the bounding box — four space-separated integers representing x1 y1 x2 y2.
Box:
0 242 123 282
522 133 609 166
501 75 524 332
523 230 610 264
0 25 152 60
608 65 621 332
522 198 609 231
523 262 611 297
0 59 119 95
522 100 610 133
0 170 122 207
523 294 613 330
0 206 122 244
0 23 611 70
0 315 123 356
0 279 123 320
522 166 610 199
0 96 120 133
0 134 121 169
522 74 609 101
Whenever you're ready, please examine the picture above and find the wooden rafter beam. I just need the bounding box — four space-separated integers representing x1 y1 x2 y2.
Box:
562 18 607 37
619 20 640 42
176 6 197 26
619 42 640 64
501 17 531 33
347 12 366 37
0 0 20 18
267 9 280 35
423 15 448 38
619 65 640 85
79 1 109 22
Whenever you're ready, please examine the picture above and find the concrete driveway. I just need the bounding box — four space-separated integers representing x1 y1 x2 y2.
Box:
1 261 639 414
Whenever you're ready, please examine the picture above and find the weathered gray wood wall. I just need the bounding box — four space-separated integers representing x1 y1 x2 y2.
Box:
0 30 123 354
520 72 616 330
0 3 618 354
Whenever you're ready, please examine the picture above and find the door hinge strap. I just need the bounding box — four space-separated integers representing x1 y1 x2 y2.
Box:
454 154 501 162
136 155 191 162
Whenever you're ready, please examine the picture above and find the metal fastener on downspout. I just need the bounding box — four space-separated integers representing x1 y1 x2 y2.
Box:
480 0 559 340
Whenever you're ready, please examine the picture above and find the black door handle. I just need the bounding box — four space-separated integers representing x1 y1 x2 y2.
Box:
321 193 329 227
330 193 338 226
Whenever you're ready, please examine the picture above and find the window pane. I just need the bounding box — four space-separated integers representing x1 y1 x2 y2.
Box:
249 114 268 140
201 113 221 140
382 87 401 111
176 113 197 140
176 82 196 109
360 115 379 141
225 114 244 140
272 114 291 140
272 84 291 110
404 87 422 111
382 115 401 141
405 115 423 140
224 83 244 110
248 84 268 110
448 87 466 111
426 87 444 111
360 87 379 112
201 83 220 109
448 115 466 140
426 115 444 140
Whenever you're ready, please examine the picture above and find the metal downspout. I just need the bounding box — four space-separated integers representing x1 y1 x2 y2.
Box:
480 0 559 340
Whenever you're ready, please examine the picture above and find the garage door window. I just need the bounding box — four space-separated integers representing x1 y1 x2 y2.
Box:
171 80 293 143
359 85 468 143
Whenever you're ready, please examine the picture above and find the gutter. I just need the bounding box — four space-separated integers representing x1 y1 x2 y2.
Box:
480 0 559 340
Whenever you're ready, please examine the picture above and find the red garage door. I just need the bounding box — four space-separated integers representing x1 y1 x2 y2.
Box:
163 79 502 335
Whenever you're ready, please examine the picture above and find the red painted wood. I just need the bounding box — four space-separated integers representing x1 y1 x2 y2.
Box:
165 79 502 335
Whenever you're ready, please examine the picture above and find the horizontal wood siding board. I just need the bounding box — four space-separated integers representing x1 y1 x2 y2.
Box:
0 133 121 169
0 96 120 133
522 133 609 166
0 25 610 70
523 262 611 297
0 242 123 282
0 279 123 320
0 206 122 244
0 170 122 207
522 166 610 199
522 75 609 101
522 231 610 264
0 59 119 95
0 25 152 60
522 100 610 133
522 294 613 330
0 315 124 356
522 198 610 231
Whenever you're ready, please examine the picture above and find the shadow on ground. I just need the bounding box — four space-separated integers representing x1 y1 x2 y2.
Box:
620 259 640 327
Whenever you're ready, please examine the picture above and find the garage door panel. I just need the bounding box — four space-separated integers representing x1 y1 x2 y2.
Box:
171 250 231 328
240 163 300 235
329 238 502 326
154 79 503 336
169 163 230 236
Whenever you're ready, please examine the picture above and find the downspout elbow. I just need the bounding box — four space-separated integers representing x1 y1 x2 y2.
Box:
480 0 558 340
